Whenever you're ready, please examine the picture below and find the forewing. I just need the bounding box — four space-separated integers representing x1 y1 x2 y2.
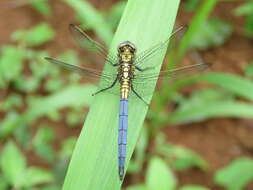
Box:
69 24 118 66
134 25 188 67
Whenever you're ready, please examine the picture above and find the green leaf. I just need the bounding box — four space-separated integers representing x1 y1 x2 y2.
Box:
244 62 253 79
146 157 177 190
62 0 180 189
1 94 23 111
12 23 55 47
44 78 64 92
0 112 21 139
24 85 96 123
30 0 51 16
190 19 233 50
0 175 8 190
23 167 54 188
14 75 41 92
64 0 113 46
199 73 253 101
33 126 55 162
184 0 200 12
57 50 80 66
41 185 61 190
156 134 207 170
0 46 25 81
128 127 148 173
14 125 31 149
166 145 207 170
173 72 253 101
59 137 77 160
168 100 253 124
245 14 253 36
214 157 253 190
0 141 27 188
66 110 83 126
30 52 52 79
179 185 210 190
233 2 253 16
107 1 127 30
175 0 218 63
126 185 148 190
176 89 233 111
233 1 253 36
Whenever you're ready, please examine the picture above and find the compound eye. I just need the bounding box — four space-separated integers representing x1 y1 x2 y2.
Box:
118 48 123 53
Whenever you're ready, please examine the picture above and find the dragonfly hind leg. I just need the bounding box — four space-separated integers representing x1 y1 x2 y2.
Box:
131 85 149 105
92 77 118 96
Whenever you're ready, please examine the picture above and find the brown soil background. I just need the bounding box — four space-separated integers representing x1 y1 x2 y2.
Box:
0 0 253 189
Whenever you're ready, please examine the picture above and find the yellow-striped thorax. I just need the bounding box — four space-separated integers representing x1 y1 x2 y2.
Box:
117 41 137 99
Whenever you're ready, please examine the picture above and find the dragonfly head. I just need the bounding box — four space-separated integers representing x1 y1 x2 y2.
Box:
118 41 136 53
118 41 136 62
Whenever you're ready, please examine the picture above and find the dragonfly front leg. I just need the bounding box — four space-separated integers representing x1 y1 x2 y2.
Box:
92 77 118 96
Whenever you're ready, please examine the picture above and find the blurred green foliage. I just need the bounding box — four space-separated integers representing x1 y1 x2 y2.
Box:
190 18 233 50
12 23 55 47
0 0 253 189
234 0 253 36
30 0 51 16
0 141 54 189
214 158 253 190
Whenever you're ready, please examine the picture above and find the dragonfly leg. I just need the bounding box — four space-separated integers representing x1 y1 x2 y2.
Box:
92 77 118 96
135 66 155 72
112 63 119 67
131 85 149 105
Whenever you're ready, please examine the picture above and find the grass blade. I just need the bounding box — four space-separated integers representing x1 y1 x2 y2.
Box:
168 101 253 124
174 0 218 63
62 0 181 189
172 72 253 101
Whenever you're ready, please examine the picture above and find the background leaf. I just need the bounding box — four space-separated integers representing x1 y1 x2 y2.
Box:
12 23 55 47
0 46 25 82
179 185 210 190
146 157 177 190
64 0 114 46
24 85 95 123
30 0 51 16
190 19 233 50
0 141 27 188
23 167 54 188
214 157 253 190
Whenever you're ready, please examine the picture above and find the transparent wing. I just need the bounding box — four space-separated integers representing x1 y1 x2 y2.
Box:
131 63 209 98
44 57 121 95
134 63 208 82
69 24 118 66
134 25 188 67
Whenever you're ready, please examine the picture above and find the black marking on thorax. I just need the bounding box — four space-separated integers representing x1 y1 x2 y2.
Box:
117 42 137 84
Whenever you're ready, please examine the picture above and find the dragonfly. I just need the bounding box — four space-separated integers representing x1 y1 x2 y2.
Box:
45 24 208 181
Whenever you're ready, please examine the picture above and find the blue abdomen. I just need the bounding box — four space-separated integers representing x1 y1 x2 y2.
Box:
118 98 128 180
